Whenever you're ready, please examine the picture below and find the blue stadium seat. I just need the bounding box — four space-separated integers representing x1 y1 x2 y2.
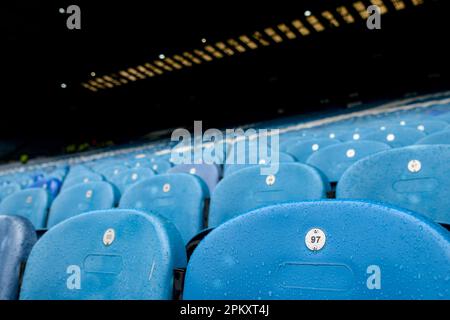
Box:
285 139 340 163
119 174 209 244
20 209 186 300
306 141 391 183
405 120 448 134
61 170 104 192
29 178 62 201
209 163 329 227
363 126 426 148
0 182 20 202
0 189 50 229
224 151 295 177
0 216 37 300
127 157 154 169
95 164 128 181
183 201 450 300
337 145 450 225
150 159 172 174
168 164 221 194
110 167 155 194
47 182 117 228
415 130 450 145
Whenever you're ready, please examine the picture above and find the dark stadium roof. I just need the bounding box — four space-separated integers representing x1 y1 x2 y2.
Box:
3 0 450 156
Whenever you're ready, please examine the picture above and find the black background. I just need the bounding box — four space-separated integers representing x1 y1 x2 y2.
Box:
2 0 450 159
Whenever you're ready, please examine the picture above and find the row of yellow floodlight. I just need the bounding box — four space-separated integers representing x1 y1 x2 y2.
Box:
81 0 424 92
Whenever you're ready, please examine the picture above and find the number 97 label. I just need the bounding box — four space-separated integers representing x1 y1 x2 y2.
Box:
305 228 326 251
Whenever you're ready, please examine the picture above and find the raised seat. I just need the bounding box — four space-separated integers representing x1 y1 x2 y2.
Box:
0 189 50 229
306 141 391 183
363 126 426 148
285 139 340 163
119 174 209 244
20 210 186 300
0 182 21 202
183 201 450 300
47 182 117 228
209 163 329 227
415 130 450 145
337 145 450 225
0 216 37 300
61 170 104 192
109 167 155 194
168 164 221 194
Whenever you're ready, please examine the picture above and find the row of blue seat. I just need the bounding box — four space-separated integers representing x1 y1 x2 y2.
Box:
2 200 449 300
0 97 449 300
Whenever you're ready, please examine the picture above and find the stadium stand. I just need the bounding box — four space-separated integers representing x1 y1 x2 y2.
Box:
2 0 450 302
0 93 448 300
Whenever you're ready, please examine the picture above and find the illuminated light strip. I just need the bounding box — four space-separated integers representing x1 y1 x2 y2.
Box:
128 68 146 79
145 63 164 75
95 78 114 88
367 0 388 15
204 45 224 58
194 49 213 61
154 60 173 72
336 6 356 23
390 0 406 10
137 66 155 77
164 57 183 70
252 32 270 46
173 55 193 67
89 80 106 89
277 24 297 39
264 28 284 43
82 82 98 92
81 1 421 91
110 74 126 85
183 52 202 64
122 71 138 82
239 35 258 49
410 0 424 5
353 2 370 18
215 42 235 56
321 11 340 27
227 39 247 53
103 75 121 86
291 20 311 35
306 15 325 32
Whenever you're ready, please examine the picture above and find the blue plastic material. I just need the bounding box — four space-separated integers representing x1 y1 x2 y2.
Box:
0 216 37 300
95 164 128 181
150 159 172 174
337 145 450 225
119 174 209 244
184 201 450 300
110 167 155 194
364 126 426 147
29 178 62 201
285 139 340 163
47 182 117 228
0 189 50 229
62 171 104 192
209 163 329 227
405 120 448 134
0 182 21 202
168 164 221 194
415 130 450 145
224 151 296 177
306 141 391 182
20 209 186 300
